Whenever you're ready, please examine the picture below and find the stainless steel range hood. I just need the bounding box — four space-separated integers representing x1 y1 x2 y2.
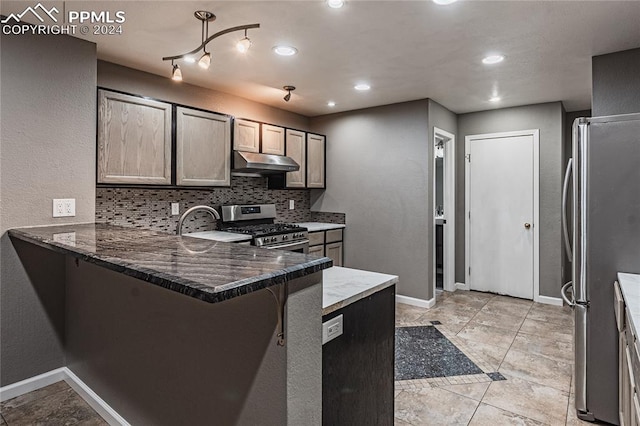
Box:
233 151 299 174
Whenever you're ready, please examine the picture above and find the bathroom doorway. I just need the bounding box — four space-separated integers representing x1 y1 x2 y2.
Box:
433 128 456 294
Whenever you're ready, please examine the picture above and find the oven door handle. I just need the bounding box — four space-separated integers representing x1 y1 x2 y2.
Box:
264 239 309 250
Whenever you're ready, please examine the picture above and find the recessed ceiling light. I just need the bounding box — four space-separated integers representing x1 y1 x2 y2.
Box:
432 0 457 5
328 101 336 107
273 45 298 56
327 0 345 8
482 54 505 65
354 83 371 91
489 96 501 102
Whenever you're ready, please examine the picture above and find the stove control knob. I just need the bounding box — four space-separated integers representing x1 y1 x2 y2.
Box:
283 235 288 240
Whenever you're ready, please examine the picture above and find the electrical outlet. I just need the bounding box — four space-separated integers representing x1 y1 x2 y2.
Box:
171 202 180 216
289 200 295 210
53 198 75 217
64 199 75 216
322 314 343 345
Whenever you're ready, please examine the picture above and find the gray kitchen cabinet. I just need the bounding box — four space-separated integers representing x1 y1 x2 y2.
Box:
176 107 231 187
262 124 285 155
233 119 260 153
97 89 172 184
307 133 326 189
285 129 306 188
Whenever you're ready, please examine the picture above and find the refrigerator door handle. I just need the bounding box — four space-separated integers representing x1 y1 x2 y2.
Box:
561 281 575 307
562 158 573 262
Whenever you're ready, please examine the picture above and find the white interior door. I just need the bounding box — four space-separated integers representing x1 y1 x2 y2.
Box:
466 130 539 299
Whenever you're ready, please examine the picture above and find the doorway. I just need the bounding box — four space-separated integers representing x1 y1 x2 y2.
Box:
433 128 456 296
465 129 539 300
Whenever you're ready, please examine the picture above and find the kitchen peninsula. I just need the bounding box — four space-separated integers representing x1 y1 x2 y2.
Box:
8 223 331 425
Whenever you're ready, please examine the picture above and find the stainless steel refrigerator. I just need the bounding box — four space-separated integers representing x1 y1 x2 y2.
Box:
561 113 640 423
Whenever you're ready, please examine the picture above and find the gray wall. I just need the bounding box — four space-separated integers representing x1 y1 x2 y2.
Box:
98 61 310 130
0 34 97 386
592 48 640 116
309 100 432 300
457 102 564 298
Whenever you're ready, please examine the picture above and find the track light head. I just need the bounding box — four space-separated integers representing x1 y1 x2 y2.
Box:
198 52 211 69
237 29 252 53
171 63 182 81
283 86 295 102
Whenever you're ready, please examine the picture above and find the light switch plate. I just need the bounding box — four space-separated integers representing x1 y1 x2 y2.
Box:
171 202 180 216
322 314 343 345
289 200 295 210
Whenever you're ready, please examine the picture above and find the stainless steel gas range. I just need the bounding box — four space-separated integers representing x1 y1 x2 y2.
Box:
220 204 309 253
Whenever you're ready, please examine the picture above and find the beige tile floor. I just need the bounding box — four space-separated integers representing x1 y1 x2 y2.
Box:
395 290 596 426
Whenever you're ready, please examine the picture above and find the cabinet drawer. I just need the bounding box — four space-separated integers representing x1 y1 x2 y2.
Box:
309 231 325 246
616 281 626 332
326 229 343 244
308 245 324 257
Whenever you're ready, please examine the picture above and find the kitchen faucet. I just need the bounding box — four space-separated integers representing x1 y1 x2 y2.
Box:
176 205 220 235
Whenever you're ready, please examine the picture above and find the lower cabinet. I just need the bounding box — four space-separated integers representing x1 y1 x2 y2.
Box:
616 281 640 426
322 285 395 425
308 228 344 266
326 242 343 267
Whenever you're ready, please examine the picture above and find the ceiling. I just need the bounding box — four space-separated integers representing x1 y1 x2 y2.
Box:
3 1 640 116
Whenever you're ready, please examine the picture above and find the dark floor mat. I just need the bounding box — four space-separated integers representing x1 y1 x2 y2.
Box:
395 325 483 380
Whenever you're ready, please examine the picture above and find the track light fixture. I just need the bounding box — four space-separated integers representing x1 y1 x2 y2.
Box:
163 11 259 80
171 61 182 81
283 86 295 102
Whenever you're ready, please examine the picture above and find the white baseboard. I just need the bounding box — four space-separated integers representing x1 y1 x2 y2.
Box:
64 368 130 426
455 282 469 291
0 367 128 426
0 368 66 402
536 295 564 306
396 294 436 309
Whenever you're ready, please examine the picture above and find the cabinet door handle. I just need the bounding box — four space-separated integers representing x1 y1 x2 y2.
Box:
524 223 531 229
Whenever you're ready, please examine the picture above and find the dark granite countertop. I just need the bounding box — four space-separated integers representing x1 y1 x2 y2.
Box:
8 223 332 304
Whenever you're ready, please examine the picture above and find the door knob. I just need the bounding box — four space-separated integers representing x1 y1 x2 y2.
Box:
524 223 531 229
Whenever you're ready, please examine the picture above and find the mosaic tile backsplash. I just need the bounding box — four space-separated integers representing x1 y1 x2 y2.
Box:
96 176 344 234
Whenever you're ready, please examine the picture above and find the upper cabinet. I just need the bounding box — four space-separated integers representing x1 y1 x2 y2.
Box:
262 124 285 155
176 107 231 187
306 133 326 189
97 90 172 184
233 119 260 153
285 129 307 188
